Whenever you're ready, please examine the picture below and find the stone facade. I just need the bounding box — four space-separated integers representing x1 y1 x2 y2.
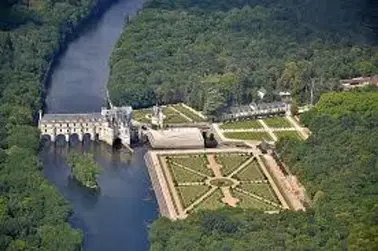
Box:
38 106 132 146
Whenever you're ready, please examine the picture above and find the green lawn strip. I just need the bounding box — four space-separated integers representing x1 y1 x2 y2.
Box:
239 183 279 204
133 109 152 123
177 185 212 209
171 104 205 122
233 160 266 181
168 163 206 183
263 117 292 128
233 190 278 211
223 131 273 141
169 155 213 176
274 131 303 140
194 189 225 211
215 153 252 176
220 120 263 129
162 107 189 124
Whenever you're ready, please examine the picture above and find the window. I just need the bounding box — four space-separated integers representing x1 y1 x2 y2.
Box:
60 129 62 132
45 129 47 133
67 129 69 133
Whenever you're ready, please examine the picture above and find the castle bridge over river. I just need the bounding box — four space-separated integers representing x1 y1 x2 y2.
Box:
38 106 133 147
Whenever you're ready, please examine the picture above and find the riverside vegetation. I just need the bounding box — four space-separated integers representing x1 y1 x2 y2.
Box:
67 152 101 190
0 0 113 250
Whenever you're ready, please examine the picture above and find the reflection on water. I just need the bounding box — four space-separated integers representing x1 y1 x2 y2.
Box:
40 142 158 251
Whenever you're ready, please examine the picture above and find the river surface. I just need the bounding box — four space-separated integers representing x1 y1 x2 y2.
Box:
40 0 159 250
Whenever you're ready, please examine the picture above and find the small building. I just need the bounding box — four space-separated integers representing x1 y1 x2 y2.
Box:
340 75 378 90
279 91 291 102
147 128 204 149
257 87 267 100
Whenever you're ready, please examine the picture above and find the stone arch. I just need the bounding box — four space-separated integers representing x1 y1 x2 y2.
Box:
83 132 95 141
40 134 52 142
69 133 81 143
54 134 68 145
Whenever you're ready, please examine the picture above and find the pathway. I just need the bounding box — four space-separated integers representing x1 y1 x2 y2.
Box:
146 152 179 219
169 106 193 122
221 128 297 133
207 154 239 207
258 119 278 141
262 154 305 211
255 154 290 209
286 115 310 139
159 155 186 218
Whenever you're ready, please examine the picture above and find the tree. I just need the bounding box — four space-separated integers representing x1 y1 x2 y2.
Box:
203 88 226 118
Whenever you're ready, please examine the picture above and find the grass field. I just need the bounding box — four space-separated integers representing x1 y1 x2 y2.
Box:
233 160 265 181
215 153 252 176
194 189 225 211
168 163 206 183
169 155 213 176
132 109 151 123
239 183 279 203
223 131 273 141
171 104 205 122
274 131 303 140
233 190 278 211
263 117 292 128
177 185 211 208
163 106 190 124
220 120 262 130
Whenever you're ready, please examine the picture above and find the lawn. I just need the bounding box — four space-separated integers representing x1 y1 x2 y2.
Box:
274 131 303 140
220 120 263 130
169 155 213 176
194 189 225 211
263 117 292 128
233 160 265 181
168 163 206 183
239 183 279 203
163 106 190 124
171 104 205 122
233 190 278 211
177 185 211 208
215 153 252 176
223 131 273 141
132 109 151 123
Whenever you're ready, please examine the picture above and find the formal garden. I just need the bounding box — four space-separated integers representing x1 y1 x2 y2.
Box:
223 131 273 141
220 120 263 129
171 103 206 122
219 116 307 142
262 117 292 128
160 151 285 216
274 131 303 140
133 104 204 124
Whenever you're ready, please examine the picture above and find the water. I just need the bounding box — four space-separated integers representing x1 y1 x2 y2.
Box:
39 0 159 250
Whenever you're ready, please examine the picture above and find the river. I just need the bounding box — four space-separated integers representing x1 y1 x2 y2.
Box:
39 0 159 250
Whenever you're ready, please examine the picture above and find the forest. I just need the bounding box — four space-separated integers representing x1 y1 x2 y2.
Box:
149 89 378 251
108 0 378 114
0 0 112 250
